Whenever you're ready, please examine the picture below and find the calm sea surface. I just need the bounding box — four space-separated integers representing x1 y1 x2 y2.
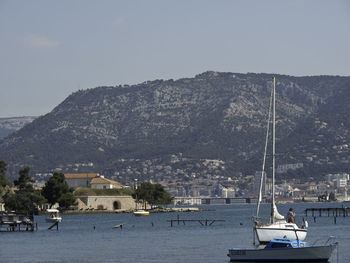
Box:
1 202 349 263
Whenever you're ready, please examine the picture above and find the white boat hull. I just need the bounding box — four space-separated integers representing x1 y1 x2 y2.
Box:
133 210 149 216
255 222 307 243
228 244 336 262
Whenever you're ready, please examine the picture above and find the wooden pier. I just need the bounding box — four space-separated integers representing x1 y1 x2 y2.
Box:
0 213 35 232
304 207 350 217
167 215 225 227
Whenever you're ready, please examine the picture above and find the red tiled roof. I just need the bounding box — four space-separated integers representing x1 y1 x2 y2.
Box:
64 173 98 179
90 177 123 187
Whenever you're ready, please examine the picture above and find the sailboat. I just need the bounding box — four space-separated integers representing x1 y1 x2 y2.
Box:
254 77 307 244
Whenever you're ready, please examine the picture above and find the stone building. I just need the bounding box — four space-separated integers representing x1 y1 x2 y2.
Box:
64 173 131 211
76 195 135 211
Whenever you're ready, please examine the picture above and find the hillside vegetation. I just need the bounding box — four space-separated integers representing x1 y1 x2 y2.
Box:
1 72 350 183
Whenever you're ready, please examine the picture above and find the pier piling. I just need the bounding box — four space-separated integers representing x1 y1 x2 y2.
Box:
167 217 225 227
48 222 59 230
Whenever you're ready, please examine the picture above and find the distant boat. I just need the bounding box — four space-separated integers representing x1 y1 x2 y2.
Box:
133 184 150 216
228 237 337 262
254 77 307 244
133 210 150 216
45 209 62 223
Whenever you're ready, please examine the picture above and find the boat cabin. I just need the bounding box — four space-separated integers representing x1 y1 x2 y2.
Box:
45 209 62 223
47 209 60 217
264 238 306 249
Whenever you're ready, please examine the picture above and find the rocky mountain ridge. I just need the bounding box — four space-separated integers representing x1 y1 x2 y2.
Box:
0 116 36 139
1 71 350 183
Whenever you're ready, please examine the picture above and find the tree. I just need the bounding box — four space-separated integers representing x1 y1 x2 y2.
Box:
58 192 76 208
3 166 45 214
133 182 173 208
0 160 10 193
152 183 173 206
41 172 76 209
329 192 337 201
14 166 34 191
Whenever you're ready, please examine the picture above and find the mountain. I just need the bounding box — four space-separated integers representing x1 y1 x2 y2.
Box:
0 116 36 139
0 72 350 183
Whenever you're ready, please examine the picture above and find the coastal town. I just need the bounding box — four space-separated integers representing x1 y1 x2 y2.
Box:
1 144 349 214
28 158 350 210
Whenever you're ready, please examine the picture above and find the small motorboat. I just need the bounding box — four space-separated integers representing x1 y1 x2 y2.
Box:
228 237 337 262
133 210 150 216
45 209 62 223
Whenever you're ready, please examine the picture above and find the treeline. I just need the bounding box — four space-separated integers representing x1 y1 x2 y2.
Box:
133 182 173 209
0 160 174 215
0 161 76 214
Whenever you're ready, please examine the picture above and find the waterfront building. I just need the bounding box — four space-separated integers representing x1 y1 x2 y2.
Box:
64 173 99 188
174 197 202 205
222 187 236 198
75 195 135 211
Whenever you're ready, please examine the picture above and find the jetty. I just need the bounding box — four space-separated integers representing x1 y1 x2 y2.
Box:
0 212 35 232
167 215 225 227
304 207 350 217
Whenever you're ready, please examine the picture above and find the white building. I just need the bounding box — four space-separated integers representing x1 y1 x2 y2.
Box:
335 178 347 188
276 163 303 174
326 173 349 183
174 197 202 205
222 187 235 198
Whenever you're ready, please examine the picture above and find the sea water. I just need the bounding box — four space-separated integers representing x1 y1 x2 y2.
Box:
0 203 348 263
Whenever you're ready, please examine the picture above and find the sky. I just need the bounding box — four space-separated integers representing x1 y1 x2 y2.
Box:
1 0 350 118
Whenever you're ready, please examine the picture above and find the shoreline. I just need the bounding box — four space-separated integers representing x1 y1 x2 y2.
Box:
39 207 208 215
38 200 349 215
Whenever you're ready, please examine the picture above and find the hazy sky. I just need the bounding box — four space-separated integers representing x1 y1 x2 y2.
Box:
1 0 350 117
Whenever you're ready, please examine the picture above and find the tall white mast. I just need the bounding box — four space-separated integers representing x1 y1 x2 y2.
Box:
271 77 276 224
256 86 273 219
